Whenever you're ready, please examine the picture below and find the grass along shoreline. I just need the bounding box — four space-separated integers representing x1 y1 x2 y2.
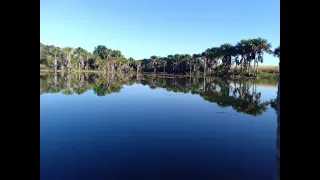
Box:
41 65 278 79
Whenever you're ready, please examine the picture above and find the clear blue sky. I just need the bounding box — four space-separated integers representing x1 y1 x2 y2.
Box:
40 0 279 65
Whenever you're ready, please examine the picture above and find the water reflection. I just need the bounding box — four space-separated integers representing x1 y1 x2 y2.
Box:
275 74 280 180
41 72 278 117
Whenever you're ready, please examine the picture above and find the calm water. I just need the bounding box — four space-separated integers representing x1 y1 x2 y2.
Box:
40 72 279 180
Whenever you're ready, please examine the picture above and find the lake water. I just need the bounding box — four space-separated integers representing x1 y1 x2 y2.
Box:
40 72 279 180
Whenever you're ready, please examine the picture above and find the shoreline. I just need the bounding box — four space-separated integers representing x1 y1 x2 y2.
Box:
40 70 278 79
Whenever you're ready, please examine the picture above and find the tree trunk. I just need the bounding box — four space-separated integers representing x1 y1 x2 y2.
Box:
235 62 238 72
204 59 206 76
85 57 88 70
253 59 256 76
163 66 165 73
67 53 72 70
172 63 175 74
126 62 129 73
53 55 57 72
81 59 84 70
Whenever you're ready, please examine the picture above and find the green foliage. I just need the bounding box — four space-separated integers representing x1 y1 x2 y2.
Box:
269 99 277 111
40 38 278 78
274 46 280 58
93 45 107 60
257 70 264 77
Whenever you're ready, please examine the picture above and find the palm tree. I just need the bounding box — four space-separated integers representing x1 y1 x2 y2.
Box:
126 57 135 73
180 54 192 75
109 58 116 73
236 39 256 75
74 47 86 71
166 55 174 73
192 54 202 75
235 41 246 72
246 40 255 76
274 46 280 58
233 56 240 73
173 54 181 74
111 50 124 72
252 38 273 76
204 47 221 75
150 55 158 74
201 50 209 75
104 48 113 61
41 38 275 77
50 47 61 72
99 58 108 72
160 58 167 73
62 47 73 70
83 51 91 70
135 60 142 73
219 43 235 73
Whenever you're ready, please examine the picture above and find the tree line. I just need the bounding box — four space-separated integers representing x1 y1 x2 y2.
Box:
40 72 277 116
40 38 280 77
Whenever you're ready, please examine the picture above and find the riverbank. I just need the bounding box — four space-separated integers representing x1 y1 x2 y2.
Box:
40 70 278 79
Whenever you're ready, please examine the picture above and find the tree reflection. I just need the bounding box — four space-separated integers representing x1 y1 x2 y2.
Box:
275 68 280 180
40 72 278 116
198 78 270 116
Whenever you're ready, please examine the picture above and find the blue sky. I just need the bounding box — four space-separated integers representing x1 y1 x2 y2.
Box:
40 0 280 65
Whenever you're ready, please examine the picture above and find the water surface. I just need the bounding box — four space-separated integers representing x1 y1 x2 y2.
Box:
40 72 278 180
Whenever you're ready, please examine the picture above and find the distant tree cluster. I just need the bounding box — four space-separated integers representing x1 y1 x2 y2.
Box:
40 39 280 77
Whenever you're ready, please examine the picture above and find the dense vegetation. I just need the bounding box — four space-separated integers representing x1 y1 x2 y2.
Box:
40 38 280 77
40 72 277 116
